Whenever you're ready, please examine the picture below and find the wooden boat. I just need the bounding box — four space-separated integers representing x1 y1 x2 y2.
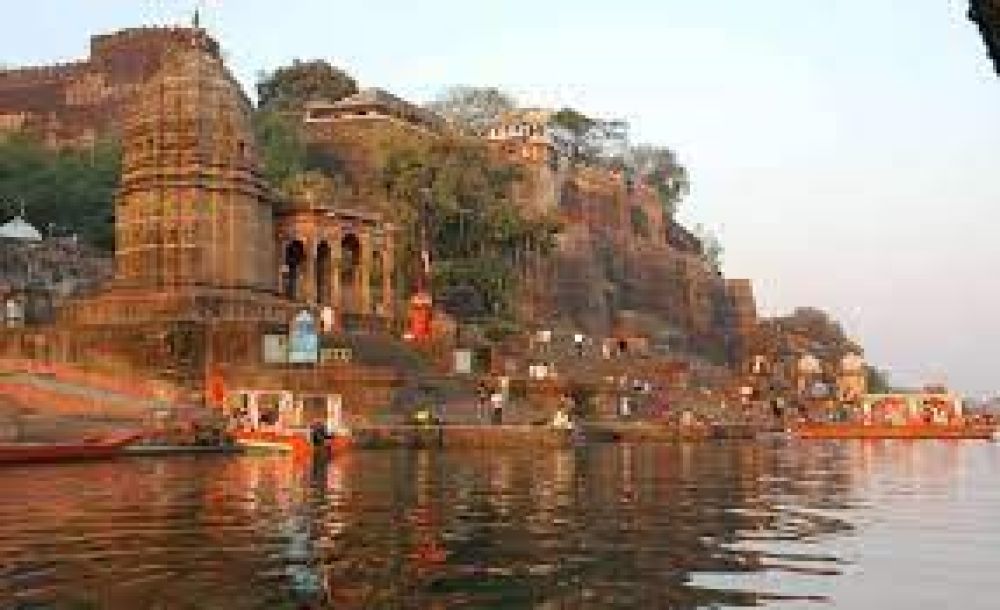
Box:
0 432 141 465
791 422 997 440
233 429 351 459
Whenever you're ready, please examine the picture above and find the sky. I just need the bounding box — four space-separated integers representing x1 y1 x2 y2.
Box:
3 1 998 396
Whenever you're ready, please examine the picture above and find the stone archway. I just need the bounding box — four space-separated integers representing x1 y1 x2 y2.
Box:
283 240 306 300
316 240 332 305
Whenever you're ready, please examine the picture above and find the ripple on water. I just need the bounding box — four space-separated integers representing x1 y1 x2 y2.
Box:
1 443 999 608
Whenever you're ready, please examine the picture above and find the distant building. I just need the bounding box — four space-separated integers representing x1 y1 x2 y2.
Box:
0 216 42 242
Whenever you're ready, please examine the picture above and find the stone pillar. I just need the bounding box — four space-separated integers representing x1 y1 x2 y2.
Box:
382 227 395 319
300 239 316 304
330 228 342 320
360 230 373 315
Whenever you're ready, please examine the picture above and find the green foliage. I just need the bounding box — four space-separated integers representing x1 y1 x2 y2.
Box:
426 86 516 136
551 107 597 137
773 307 862 354
256 59 358 112
379 136 559 328
629 205 650 238
865 366 893 393
693 223 724 269
0 134 120 250
631 144 690 217
252 110 307 191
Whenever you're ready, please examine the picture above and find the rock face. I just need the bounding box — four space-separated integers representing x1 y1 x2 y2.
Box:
970 0 1000 75
0 27 219 147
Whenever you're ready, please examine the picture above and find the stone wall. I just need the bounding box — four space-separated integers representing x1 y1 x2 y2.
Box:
0 26 218 147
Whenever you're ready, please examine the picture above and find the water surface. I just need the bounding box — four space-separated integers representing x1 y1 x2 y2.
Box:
1 441 998 608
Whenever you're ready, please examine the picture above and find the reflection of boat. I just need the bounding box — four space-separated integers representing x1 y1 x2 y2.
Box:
0 432 141 465
792 423 996 440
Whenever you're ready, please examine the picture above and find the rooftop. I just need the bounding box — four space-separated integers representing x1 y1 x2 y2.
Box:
0 216 42 242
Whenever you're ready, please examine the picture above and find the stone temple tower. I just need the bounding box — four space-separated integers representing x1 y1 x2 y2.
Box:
62 36 290 381
115 41 275 292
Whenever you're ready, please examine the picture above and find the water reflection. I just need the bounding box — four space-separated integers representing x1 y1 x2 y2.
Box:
2 441 996 608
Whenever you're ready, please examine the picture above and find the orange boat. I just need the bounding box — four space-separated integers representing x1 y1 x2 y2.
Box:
791 392 998 440
0 432 141 465
233 429 351 459
227 389 352 460
792 423 996 440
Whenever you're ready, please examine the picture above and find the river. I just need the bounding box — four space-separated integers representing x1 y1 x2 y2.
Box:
1 440 998 609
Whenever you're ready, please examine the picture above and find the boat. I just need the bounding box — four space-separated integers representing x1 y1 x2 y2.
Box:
233 429 351 459
790 392 998 440
791 423 996 440
226 389 352 460
0 432 141 465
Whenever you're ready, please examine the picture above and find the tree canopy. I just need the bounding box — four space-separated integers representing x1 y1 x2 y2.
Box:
256 59 358 111
425 86 517 136
630 144 690 217
0 134 119 250
252 110 308 191
693 223 723 270
380 137 559 325
774 306 861 353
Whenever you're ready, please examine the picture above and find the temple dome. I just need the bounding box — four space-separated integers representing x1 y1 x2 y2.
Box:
0 216 43 241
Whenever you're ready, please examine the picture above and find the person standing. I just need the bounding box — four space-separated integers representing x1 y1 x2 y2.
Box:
490 392 504 425
476 382 489 424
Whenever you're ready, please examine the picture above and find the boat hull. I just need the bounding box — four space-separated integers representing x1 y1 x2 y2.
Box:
234 430 351 459
792 423 996 440
0 434 139 465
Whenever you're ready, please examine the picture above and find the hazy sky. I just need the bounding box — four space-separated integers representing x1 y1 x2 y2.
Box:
4 1 998 395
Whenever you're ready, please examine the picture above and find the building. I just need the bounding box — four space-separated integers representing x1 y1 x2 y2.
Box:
298 88 447 208
0 34 397 410
0 26 219 147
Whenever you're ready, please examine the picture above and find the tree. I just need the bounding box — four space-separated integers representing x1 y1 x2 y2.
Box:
379 136 557 327
551 107 596 138
0 134 120 249
631 144 690 217
256 59 358 112
425 86 517 136
865 366 893 394
693 223 723 270
252 110 307 191
775 307 861 354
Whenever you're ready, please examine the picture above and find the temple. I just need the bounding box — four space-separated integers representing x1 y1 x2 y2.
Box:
1 28 397 412
0 23 866 427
